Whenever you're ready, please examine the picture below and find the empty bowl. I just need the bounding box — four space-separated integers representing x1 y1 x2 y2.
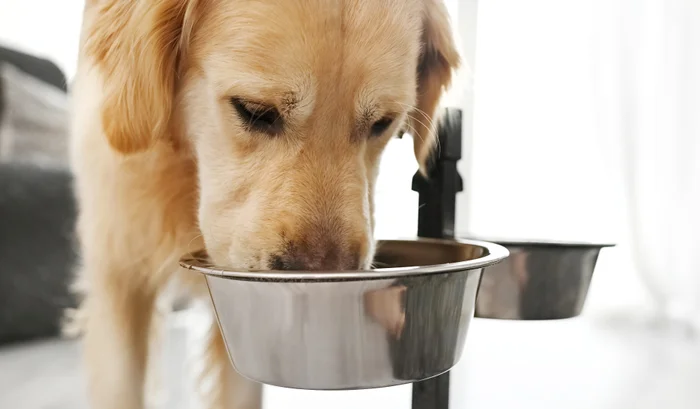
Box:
180 238 508 390
472 239 615 320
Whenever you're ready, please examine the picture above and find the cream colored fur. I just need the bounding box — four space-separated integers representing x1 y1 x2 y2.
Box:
67 1 459 408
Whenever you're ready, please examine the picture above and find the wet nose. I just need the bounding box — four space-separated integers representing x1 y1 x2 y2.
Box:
268 239 364 271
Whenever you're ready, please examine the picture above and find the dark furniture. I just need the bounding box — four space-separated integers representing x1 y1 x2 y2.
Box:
0 45 76 345
0 45 68 92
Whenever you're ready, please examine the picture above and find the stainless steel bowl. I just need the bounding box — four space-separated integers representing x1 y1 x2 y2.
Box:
472 239 615 320
180 238 508 390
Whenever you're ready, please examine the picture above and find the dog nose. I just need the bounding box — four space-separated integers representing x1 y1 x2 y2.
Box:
268 240 363 271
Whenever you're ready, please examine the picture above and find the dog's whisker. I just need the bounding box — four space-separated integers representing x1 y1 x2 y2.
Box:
186 234 205 255
401 122 420 141
403 119 428 142
371 261 392 269
394 102 438 137
394 101 438 132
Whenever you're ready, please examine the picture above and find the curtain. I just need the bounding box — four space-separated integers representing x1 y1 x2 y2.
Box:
592 0 700 331
456 0 700 329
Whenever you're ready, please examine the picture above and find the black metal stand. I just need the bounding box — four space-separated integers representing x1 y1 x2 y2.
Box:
410 108 463 409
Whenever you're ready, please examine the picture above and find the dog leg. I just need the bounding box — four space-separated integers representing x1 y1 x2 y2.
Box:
200 320 262 409
145 297 169 408
80 272 157 409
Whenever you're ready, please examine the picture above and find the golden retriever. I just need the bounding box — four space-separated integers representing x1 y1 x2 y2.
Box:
67 0 459 408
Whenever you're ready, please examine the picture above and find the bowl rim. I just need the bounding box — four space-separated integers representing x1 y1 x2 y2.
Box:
179 238 509 282
460 234 616 249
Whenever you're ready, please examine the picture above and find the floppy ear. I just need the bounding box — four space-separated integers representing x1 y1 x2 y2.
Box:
84 0 199 154
409 0 461 175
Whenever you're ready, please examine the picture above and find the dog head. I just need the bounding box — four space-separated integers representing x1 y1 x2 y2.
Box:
87 0 459 270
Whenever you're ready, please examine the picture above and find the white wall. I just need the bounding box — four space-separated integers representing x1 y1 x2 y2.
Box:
0 0 85 80
454 0 620 244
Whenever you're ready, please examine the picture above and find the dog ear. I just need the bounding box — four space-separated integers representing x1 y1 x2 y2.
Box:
84 0 199 154
408 0 460 175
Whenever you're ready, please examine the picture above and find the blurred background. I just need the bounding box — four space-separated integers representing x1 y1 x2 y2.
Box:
1 0 698 408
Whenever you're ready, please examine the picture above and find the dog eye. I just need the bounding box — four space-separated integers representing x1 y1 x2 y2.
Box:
370 117 394 137
230 98 283 135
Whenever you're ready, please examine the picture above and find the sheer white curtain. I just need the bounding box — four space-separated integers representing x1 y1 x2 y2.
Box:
591 0 700 330
453 0 700 327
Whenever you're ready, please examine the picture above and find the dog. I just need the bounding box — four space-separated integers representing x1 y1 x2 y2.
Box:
67 0 460 408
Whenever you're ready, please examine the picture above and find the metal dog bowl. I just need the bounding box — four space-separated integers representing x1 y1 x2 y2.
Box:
180 238 508 390
472 239 615 320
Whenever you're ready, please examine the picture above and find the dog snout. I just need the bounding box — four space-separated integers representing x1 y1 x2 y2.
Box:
268 232 365 271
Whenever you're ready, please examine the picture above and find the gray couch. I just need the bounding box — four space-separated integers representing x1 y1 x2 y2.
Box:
0 45 77 345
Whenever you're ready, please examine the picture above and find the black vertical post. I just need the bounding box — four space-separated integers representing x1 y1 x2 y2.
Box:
410 108 463 409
